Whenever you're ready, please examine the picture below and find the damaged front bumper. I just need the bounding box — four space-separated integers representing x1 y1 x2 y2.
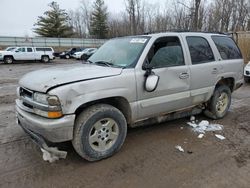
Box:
16 99 75 143
18 120 67 159
16 100 76 158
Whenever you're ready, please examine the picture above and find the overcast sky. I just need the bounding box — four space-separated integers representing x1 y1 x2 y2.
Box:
0 0 166 37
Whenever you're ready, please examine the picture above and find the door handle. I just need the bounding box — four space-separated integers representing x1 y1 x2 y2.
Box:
179 72 189 79
212 68 218 74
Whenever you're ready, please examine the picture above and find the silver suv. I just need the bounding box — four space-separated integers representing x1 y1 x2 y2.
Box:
16 32 244 161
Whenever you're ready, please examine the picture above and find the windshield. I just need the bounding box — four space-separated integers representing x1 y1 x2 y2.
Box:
89 37 149 68
5 47 16 51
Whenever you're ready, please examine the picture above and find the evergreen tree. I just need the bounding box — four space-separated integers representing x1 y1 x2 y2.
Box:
90 0 109 39
33 1 74 37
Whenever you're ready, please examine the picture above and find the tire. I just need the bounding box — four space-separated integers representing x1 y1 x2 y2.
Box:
65 54 70 59
81 54 88 61
41 55 50 63
204 85 231 119
72 104 127 161
4 56 14 64
244 76 250 83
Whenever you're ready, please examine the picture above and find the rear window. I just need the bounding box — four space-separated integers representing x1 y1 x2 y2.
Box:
35 48 53 52
212 36 242 60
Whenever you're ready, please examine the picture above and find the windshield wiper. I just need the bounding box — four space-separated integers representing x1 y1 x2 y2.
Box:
93 60 114 67
88 60 125 68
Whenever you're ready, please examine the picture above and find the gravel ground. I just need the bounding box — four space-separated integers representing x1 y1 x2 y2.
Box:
0 59 249 188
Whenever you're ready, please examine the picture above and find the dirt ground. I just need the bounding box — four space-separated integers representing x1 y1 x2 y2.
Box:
0 59 249 188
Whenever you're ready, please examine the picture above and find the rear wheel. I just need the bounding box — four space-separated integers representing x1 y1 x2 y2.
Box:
4 56 14 64
41 55 50 63
204 85 231 119
72 104 127 161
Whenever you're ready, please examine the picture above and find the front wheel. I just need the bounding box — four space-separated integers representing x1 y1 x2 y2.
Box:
65 54 70 59
72 104 127 161
204 85 231 119
244 76 250 83
81 54 88 61
4 56 14 64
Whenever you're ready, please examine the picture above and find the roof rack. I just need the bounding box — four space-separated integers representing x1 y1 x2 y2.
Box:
144 30 230 35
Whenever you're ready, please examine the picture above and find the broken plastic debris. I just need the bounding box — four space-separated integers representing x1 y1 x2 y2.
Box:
41 147 67 163
215 134 226 140
190 116 196 123
198 134 204 139
41 148 59 163
175 145 184 152
187 120 223 133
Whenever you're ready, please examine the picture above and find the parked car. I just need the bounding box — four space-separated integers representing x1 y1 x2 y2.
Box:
72 48 97 60
0 47 54 64
244 61 250 83
16 32 243 162
59 47 84 59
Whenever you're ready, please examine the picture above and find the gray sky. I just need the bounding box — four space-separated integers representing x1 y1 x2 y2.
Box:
0 0 166 37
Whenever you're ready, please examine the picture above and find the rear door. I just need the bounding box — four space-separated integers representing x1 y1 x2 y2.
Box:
182 35 221 105
26 47 35 60
136 35 192 120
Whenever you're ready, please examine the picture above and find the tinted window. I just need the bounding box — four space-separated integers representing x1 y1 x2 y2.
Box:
36 48 52 51
17 48 25 52
187 37 215 64
148 37 185 68
27 48 33 52
212 36 242 60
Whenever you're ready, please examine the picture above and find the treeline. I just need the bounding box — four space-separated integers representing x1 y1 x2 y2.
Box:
34 0 250 39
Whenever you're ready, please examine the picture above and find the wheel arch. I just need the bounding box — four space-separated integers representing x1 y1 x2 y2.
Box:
215 77 235 92
75 96 132 125
3 55 15 60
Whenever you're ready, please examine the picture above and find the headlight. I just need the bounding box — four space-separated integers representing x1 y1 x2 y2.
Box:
61 52 65 55
33 93 61 106
34 92 48 104
33 92 62 118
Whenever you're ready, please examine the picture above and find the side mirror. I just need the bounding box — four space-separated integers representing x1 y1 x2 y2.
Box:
145 74 159 92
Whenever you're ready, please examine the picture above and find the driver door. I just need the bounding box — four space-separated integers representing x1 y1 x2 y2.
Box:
136 36 192 120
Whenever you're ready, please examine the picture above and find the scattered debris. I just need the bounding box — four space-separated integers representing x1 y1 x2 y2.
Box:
175 145 184 152
41 148 60 163
190 116 196 123
215 134 226 140
187 120 223 133
187 150 193 154
180 127 184 130
198 134 204 139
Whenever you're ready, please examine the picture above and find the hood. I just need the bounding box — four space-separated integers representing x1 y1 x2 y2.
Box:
19 64 123 92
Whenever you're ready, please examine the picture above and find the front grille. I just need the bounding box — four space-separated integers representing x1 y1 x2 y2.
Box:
23 102 33 109
246 71 250 75
20 87 33 99
19 87 34 111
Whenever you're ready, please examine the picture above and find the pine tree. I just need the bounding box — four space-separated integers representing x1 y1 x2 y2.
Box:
90 0 109 39
33 1 74 37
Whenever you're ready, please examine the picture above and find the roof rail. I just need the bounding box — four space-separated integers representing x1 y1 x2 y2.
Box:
144 30 230 35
